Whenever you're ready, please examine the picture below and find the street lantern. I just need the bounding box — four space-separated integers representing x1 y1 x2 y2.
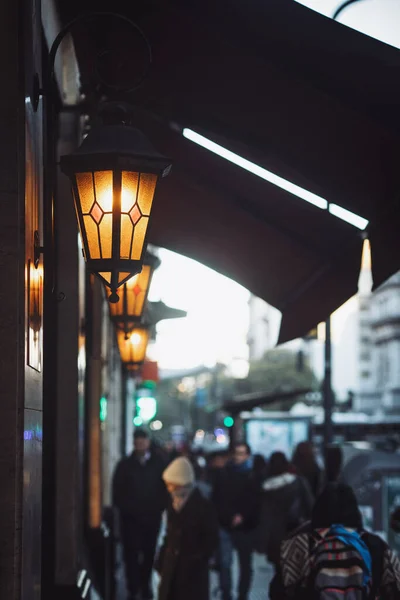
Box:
60 122 171 302
106 251 160 334
117 325 150 368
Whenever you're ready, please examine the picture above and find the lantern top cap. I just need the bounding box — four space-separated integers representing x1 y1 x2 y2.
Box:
60 124 171 177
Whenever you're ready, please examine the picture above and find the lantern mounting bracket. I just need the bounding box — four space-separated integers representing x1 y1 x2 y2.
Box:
33 11 152 113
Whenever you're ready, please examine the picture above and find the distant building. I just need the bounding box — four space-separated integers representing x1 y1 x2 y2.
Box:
247 295 279 360
353 241 400 414
247 240 400 414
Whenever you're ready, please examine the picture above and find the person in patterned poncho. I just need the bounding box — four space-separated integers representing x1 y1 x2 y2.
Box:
270 483 400 600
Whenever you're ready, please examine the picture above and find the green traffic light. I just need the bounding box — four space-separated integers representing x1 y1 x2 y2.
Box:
99 397 107 422
224 416 234 428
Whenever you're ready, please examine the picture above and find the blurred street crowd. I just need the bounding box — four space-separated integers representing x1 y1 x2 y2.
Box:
112 431 400 600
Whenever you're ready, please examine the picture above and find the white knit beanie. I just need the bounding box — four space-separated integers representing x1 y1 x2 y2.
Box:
163 457 195 486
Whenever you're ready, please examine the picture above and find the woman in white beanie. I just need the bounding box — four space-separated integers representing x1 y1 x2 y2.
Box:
155 457 219 600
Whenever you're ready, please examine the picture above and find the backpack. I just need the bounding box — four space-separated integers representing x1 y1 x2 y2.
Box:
305 525 376 600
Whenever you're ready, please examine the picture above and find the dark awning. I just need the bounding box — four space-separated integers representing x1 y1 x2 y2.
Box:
133 0 400 292
223 388 312 414
56 0 400 339
137 114 363 343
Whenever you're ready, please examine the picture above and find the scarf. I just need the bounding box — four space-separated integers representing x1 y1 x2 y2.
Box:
170 484 194 512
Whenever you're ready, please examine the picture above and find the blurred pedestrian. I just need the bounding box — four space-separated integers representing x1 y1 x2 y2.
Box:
207 450 230 490
324 444 343 484
193 454 213 499
390 507 400 534
156 457 218 600
112 429 167 600
292 441 322 498
270 483 400 600
255 451 313 567
252 453 268 487
164 440 179 464
213 443 260 600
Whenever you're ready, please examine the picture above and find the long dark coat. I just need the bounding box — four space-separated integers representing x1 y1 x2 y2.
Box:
156 488 219 600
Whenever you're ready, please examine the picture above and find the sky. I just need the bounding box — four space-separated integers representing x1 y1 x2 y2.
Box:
296 0 400 49
148 0 398 374
148 249 250 370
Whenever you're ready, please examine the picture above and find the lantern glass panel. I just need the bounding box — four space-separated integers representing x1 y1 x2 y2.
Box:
117 327 149 365
83 215 101 258
121 171 139 212
118 271 132 285
131 217 148 260
119 171 157 261
120 214 133 260
137 173 157 215
106 264 151 320
72 168 160 291
76 172 95 213
127 265 150 317
99 272 112 284
94 170 113 212
98 213 113 258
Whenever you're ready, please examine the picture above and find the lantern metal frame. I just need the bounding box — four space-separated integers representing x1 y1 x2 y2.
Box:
106 251 161 337
117 324 150 369
60 122 170 299
35 11 171 301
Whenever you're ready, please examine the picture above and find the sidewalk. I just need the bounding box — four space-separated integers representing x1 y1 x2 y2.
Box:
210 552 273 600
115 551 273 599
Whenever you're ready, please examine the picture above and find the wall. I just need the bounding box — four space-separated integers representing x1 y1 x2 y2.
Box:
54 111 82 585
23 0 44 594
100 297 123 506
0 1 44 598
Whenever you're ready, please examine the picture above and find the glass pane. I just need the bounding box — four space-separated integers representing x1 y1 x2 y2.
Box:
131 328 149 363
129 204 141 225
118 272 132 285
120 214 133 260
83 215 100 258
122 171 139 213
117 329 131 363
94 171 113 213
98 214 113 259
126 265 150 317
98 271 112 284
131 216 148 260
117 328 149 364
76 172 95 214
90 203 103 224
137 173 157 216
105 286 122 315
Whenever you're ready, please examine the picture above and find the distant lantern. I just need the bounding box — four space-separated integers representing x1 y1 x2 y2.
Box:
106 252 160 335
117 325 150 368
60 120 171 302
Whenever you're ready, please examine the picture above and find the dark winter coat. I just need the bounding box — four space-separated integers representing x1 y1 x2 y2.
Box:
255 473 314 563
156 488 219 600
212 463 260 531
112 452 167 520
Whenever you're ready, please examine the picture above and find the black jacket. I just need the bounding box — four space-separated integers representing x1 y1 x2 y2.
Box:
156 488 219 600
255 473 313 563
112 452 167 520
212 463 260 531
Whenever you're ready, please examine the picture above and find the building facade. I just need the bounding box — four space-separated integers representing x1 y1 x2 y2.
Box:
248 241 400 414
356 270 400 414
